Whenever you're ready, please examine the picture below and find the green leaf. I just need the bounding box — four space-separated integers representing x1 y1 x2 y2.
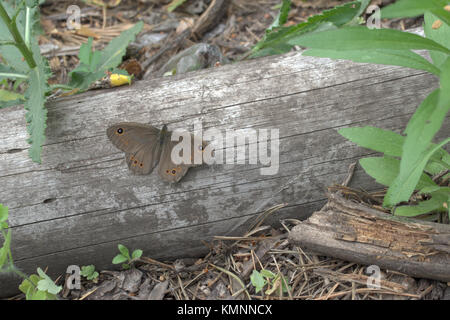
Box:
19 274 40 298
260 269 276 279
250 270 266 293
0 88 25 108
304 48 441 76
112 254 128 264
167 0 188 12
132 249 143 260
80 265 94 276
25 0 40 8
118 244 130 259
0 64 28 81
289 26 450 54
424 12 450 69
0 230 11 268
384 71 450 207
0 204 8 223
78 37 94 65
24 39 50 163
69 22 143 90
250 0 368 58
0 2 29 73
268 0 292 32
30 290 47 300
381 0 450 25
338 126 448 167
339 126 404 156
359 156 436 189
36 267 62 295
420 186 450 195
88 271 99 280
395 190 448 217
385 138 450 207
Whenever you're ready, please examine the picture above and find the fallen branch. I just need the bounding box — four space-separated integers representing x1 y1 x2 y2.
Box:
289 191 450 282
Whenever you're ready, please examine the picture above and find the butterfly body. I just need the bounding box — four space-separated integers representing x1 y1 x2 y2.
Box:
107 122 206 183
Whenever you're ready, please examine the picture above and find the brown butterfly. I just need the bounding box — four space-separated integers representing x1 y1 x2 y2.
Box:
106 122 207 183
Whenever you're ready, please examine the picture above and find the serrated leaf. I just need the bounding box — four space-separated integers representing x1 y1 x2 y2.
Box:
268 0 291 32
424 12 450 69
303 48 441 75
112 254 128 264
97 21 143 71
359 156 436 189
0 2 29 73
288 26 450 54
250 270 266 293
69 22 142 90
25 39 49 163
250 0 368 58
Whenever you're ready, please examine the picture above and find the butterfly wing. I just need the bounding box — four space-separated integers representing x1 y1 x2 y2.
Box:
157 137 190 183
157 131 208 183
107 122 162 175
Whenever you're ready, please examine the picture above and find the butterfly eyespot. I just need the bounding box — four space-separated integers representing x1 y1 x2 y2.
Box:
134 160 138 164
116 128 124 135
171 169 177 175
139 163 143 168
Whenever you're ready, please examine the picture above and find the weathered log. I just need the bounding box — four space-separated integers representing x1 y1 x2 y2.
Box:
289 192 450 282
1 30 449 296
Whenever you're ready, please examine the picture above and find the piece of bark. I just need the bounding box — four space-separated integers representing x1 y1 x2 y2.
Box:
289 192 450 282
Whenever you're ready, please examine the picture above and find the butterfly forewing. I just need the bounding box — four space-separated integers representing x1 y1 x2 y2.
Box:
107 122 162 175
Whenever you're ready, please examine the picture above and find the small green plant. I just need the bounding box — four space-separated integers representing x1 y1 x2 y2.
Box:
112 244 143 270
250 269 290 295
0 1 142 163
253 0 450 218
80 264 99 282
166 0 188 12
18 268 62 300
1 204 62 300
